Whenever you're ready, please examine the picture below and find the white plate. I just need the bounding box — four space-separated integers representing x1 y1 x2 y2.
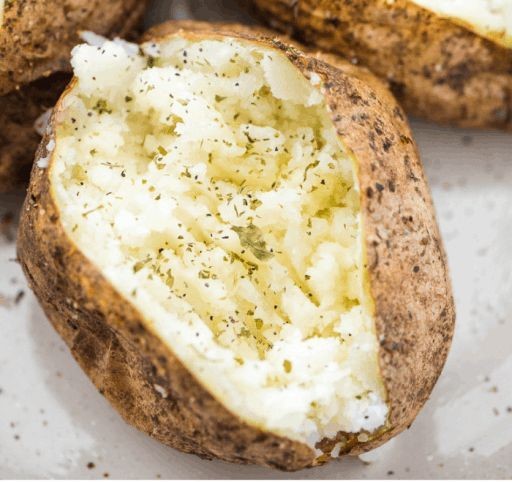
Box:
1 1 511 478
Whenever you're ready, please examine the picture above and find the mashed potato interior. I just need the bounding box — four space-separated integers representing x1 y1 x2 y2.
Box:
51 35 387 446
411 0 512 47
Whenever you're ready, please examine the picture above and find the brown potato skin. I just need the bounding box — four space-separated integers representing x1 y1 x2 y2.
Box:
0 0 149 95
0 73 70 192
17 21 455 470
248 0 512 131
0 0 149 192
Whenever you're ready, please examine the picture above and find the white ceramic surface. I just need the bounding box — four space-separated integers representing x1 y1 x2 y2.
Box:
1 1 512 479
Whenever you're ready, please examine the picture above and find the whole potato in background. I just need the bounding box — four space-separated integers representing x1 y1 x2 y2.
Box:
0 74 69 191
249 0 512 131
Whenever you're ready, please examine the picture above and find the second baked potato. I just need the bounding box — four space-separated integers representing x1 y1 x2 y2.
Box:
249 0 512 131
18 21 455 470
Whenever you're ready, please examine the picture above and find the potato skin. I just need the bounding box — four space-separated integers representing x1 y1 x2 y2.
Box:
0 73 70 192
0 0 149 192
249 0 512 131
0 0 149 95
17 21 455 470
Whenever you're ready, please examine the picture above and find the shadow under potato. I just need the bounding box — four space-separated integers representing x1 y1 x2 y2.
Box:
145 0 257 27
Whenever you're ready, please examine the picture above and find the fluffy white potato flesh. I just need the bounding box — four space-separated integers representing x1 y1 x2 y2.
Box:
50 35 387 446
411 0 512 47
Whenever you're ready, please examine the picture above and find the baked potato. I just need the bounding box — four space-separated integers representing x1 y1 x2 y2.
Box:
18 20 455 471
249 0 512 131
0 0 149 192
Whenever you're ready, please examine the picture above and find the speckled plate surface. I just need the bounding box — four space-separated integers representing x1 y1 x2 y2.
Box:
1 1 512 479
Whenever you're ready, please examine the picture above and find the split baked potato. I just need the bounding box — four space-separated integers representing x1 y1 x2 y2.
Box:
249 0 512 131
18 21 455 470
0 0 149 191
